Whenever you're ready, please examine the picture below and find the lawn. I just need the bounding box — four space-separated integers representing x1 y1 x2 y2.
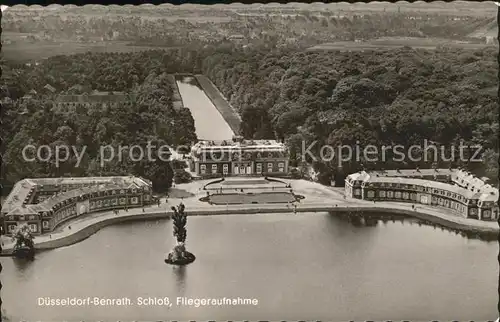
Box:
208 192 297 205
308 37 494 52
2 39 177 62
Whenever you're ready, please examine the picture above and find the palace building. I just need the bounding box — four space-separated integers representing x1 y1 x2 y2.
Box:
53 91 135 111
1 176 153 236
345 169 499 221
188 137 289 178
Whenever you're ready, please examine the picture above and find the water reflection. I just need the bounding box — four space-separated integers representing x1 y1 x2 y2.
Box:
12 257 33 271
11 257 35 281
173 265 187 292
175 75 203 89
335 212 498 243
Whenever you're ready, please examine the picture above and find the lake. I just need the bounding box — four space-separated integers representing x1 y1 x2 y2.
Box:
2 212 498 321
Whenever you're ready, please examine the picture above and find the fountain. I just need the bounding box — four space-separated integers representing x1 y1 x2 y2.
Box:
12 223 35 260
165 203 196 265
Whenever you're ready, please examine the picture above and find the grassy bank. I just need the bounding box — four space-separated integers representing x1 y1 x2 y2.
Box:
195 74 241 135
167 74 185 111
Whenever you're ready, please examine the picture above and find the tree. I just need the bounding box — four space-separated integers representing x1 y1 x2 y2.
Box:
174 169 192 184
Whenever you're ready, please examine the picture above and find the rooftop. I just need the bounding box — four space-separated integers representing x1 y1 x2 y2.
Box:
56 91 134 103
451 170 493 192
40 183 124 210
364 176 477 199
1 176 151 215
193 139 286 151
43 83 56 93
347 168 499 203
368 168 456 178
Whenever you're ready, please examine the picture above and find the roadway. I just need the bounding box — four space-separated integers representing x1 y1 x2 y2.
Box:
1 193 498 252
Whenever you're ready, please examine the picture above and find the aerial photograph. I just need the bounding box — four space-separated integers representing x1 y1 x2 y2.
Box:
0 1 498 321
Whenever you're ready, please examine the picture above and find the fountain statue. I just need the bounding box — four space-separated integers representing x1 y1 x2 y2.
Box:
12 223 35 260
165 203 195 265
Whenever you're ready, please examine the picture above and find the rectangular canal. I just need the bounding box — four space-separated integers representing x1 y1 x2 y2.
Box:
175 74 236 141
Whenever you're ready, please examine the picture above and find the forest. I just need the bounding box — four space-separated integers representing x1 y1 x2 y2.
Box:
1 42 498 190
201 45 498 184
1 52 199 191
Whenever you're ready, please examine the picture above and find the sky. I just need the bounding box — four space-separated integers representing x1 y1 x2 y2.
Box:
1 5 9 12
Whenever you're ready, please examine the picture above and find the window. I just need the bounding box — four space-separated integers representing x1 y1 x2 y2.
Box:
256 163 262 173
131 197 138 204
379 190 386 198
268 163 273 169
212 164 218 174
367 190 375 198
200 164 206 174
9 225 17 232
42 221 49 228
119 198 126 205
395 191 401 199
223 164 229 174
29 224 38 233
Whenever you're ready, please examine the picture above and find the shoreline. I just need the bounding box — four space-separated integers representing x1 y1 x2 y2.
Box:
1 202 498 253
